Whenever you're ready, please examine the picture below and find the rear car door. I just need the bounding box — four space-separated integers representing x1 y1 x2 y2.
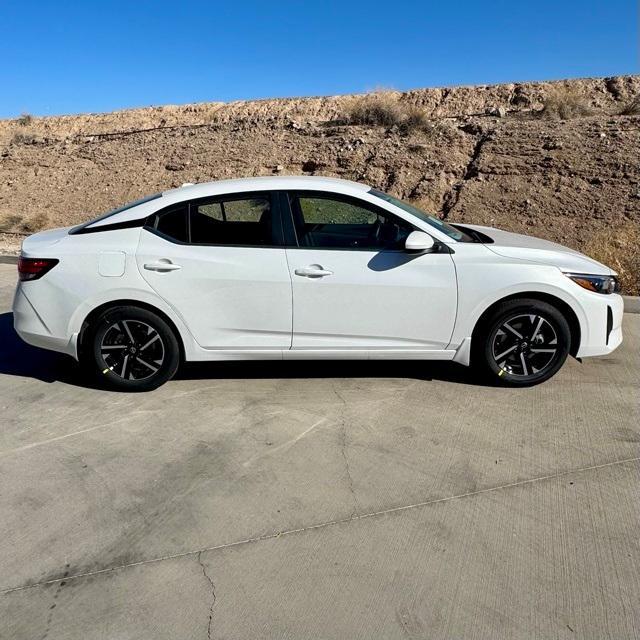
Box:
136 191 293 350
283 191 457 350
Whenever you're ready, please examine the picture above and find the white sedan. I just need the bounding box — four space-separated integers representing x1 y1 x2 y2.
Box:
13 176 623 391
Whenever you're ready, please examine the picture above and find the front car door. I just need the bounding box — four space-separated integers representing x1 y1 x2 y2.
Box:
283 191 457 351
136 191 292 350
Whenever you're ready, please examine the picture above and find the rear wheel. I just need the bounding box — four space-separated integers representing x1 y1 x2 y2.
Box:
84 306 180 391
473 299 571 386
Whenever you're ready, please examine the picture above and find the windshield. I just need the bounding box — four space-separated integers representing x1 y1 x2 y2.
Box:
369 189 473 242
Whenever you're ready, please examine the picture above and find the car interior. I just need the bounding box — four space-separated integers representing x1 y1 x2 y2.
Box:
289 194 413 250
152 197 273 245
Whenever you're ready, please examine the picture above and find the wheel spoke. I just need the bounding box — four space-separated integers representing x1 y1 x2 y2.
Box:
495 344 517 361
530 348 556 354
530 316 544 341
120 354 129 379
135 356 159 373
139 333 160 352
503 322 523 339
122 320 135 344
101 345 127 351
519 352 529 376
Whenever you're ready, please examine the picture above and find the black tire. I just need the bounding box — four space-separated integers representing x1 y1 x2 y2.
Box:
472 298 571 387
82 305 180 391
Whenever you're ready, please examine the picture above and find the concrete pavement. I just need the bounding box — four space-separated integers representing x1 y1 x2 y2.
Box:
0 263 638 639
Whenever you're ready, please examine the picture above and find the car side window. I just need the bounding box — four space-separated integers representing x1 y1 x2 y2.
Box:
149 193 277 246
289 193 414 250
154 204 189 243
190 195 273 245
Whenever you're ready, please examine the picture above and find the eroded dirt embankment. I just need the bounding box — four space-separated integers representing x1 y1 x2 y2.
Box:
1 75 639 290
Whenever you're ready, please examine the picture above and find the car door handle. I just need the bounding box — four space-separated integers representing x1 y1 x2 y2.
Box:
294 265 333 278
143 260 182 272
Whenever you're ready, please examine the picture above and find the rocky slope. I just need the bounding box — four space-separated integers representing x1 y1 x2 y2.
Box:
1 76 639 289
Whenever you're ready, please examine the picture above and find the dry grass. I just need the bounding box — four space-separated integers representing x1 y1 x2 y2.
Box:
539 87 593 120
20 212 49 233
401 105 431 132
583 222 640 295
0 214 22 232
10 131 37 145
347 92 431 132
0 211 49 234
348 92 404 127
617 96 640 116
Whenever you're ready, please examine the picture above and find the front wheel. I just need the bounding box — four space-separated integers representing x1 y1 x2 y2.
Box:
83 306 180 391
473 299 571 387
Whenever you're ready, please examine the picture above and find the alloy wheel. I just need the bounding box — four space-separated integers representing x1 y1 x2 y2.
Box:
100 319 165 381
491 313 558 377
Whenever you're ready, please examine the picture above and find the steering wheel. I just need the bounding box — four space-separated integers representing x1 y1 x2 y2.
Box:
367 218 383 245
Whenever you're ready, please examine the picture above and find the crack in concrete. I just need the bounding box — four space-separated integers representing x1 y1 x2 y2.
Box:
197 551 216 640
39 564 69 640
333 385 360 519
3 455 638 595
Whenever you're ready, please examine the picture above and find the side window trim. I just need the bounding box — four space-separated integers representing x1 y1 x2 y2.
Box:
283 190 419 252
144 190 287 248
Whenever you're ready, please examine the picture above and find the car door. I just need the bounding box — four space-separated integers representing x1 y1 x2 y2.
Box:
136 192 293 350
283 191 457 350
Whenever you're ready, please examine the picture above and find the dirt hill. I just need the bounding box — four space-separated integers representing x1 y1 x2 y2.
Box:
1 75 639 291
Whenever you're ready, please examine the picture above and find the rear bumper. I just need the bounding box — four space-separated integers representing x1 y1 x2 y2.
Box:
576 293 624 358
12 287 78 358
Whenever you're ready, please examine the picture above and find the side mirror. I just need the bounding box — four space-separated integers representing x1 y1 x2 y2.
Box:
405 231 435 253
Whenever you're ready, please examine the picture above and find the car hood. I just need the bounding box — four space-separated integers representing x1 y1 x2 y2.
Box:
460 224 613 275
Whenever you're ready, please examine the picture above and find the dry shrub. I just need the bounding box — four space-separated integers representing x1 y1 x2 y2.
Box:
347 92 431 132
617 96 640 116
11 131 37 145
401 105 431 132
0 212 50 234
20 211 49 233
348 92 404 126
540 87 593 120
583 222 640 295
16 113 33 126
0 213 22 232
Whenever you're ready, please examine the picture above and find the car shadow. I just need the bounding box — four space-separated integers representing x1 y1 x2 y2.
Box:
178 359 481 385
0 311 485 388
0 312 80 384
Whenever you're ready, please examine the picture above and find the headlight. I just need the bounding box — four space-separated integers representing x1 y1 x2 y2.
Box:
565 273 620 294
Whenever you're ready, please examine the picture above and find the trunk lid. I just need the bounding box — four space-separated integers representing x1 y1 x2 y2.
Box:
21 227 72 256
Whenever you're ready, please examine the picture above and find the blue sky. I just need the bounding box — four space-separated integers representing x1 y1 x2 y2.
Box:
0 0 637 118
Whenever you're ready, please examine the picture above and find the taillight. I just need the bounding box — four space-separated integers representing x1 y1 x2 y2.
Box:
18 257 59 281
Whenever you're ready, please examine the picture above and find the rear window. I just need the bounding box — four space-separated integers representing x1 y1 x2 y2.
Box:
69 193 162 234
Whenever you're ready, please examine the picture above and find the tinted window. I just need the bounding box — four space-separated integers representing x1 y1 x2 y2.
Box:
190 196 273 245
155 205 188 243
290 193 414 250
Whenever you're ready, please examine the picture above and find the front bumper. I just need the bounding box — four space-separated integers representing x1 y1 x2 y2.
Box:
575 292 624 358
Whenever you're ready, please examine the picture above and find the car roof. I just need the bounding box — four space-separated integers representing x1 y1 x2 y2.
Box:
76 175 374 232
162 175 371 200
